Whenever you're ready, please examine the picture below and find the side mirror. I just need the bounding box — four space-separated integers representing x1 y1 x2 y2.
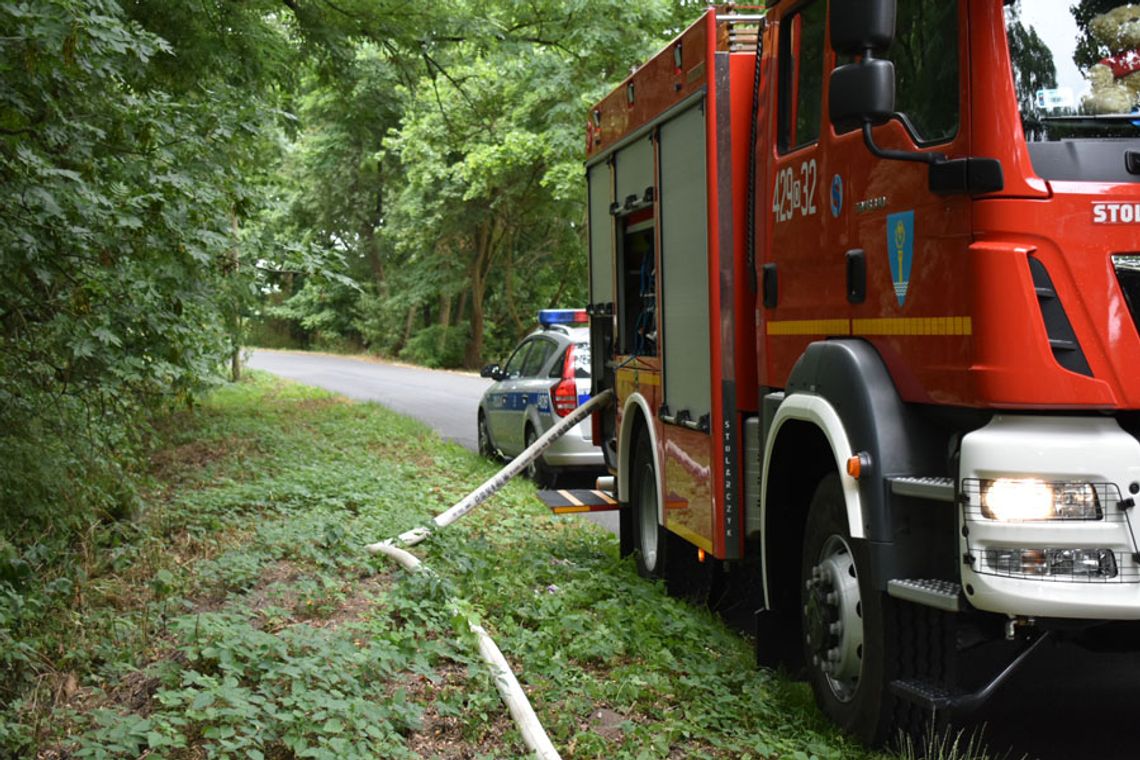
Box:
830 0 896 56
828 0 896 134
829 59 895 133
480 364 502 380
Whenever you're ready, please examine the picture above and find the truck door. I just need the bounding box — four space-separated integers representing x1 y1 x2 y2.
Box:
836 0 972 402
765 0 849 381
763 0 972 396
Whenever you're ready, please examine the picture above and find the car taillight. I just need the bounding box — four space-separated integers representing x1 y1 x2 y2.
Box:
552 346 579 417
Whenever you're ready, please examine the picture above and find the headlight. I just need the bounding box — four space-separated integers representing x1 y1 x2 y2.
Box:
980 479 1101 521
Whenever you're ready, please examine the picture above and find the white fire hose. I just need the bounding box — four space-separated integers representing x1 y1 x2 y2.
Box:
366 389 613 760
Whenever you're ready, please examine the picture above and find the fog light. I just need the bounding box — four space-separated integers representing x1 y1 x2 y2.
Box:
980 479 1101 521
990 548 1117 579
992 548 1047 576
1045 548 1117 579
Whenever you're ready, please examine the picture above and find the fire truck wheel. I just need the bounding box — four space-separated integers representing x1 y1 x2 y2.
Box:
524 426 556 488
800 473 891 745
477 412 497 460
631 435 667 580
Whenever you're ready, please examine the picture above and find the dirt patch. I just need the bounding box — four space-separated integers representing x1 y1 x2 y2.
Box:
108 669 162 716
239 564 393 631
585 706 628 741
149 437 249 481
367 440 437 469
324 573 392 627
300 572 393 629
290 396 351 412
405 661 520 758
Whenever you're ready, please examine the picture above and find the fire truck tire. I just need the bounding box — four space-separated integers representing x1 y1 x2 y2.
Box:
477 411 497 460
631 434 667 580
801 472 894 745
524 426 556 488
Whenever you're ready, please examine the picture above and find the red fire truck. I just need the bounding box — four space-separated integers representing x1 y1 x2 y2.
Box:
582 0 1140 744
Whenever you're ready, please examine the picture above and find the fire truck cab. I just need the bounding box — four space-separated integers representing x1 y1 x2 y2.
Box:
585 0 1140 743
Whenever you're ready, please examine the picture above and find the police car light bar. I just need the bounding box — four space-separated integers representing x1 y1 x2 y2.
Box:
538 309 588 328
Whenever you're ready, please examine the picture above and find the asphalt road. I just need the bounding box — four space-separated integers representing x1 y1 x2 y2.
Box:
249 349 493 450
248 349 1140 760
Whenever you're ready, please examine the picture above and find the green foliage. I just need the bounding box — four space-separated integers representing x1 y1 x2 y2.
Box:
0 0 370 664
398 322 470 368
0 373 468 756
894 726 1016 760
1 373 892 757
253 0 702 367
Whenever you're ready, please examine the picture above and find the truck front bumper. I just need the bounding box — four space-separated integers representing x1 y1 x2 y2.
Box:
960 415 1140 620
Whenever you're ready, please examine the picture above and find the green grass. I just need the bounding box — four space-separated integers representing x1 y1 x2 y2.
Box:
3 371 891 758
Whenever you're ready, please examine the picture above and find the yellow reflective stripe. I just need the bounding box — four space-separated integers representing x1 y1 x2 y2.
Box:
766 319 851 335
551 505 591 514
765 317 973 337
666 521 715 554
852 317 972 336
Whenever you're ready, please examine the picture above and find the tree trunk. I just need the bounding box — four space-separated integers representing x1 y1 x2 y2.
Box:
438 292 452 354
464 223 490 369
363 166 386 291
401 304 416 350
229 209 241 382
503 248 526 337
456 289 468 324
463 217 505 369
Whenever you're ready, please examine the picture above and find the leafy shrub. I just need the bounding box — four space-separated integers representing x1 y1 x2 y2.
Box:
398 322 470 369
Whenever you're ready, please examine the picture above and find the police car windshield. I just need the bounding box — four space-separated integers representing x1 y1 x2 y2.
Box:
1006 1 1140 140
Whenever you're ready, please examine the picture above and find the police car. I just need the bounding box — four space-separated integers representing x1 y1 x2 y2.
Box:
477 309 603 486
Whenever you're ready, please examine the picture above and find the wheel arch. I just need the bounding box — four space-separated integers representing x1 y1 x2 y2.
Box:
760 405 854 612
523 408 547 446
477 404 497 454
617 392 663 524
761 339 946 608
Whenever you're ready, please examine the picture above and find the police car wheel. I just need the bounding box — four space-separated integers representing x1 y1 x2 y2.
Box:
524 426 556 487
477 412 496 459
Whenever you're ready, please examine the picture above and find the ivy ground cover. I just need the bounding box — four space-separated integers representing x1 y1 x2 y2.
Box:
4 372 882 759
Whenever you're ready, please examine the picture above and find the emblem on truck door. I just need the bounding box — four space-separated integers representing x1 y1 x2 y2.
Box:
887 210 915 306
855 195 887 214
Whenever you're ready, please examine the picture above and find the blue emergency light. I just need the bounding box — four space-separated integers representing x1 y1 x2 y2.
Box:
538 309 588 328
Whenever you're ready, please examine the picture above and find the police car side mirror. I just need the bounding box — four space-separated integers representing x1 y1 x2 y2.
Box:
481 363 503 380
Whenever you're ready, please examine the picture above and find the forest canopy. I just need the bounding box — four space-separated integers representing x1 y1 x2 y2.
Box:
0 0 697 590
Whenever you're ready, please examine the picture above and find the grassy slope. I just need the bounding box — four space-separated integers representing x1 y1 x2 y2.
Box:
7 372 885 759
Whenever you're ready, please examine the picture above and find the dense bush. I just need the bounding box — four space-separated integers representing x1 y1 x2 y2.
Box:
397 322 471 369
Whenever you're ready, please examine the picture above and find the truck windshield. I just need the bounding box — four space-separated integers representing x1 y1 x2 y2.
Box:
1005 1 1140 180
1006 1 1140 138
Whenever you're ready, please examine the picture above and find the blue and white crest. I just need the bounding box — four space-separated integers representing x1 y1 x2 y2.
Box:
886 210 914 306
830 174 843 218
